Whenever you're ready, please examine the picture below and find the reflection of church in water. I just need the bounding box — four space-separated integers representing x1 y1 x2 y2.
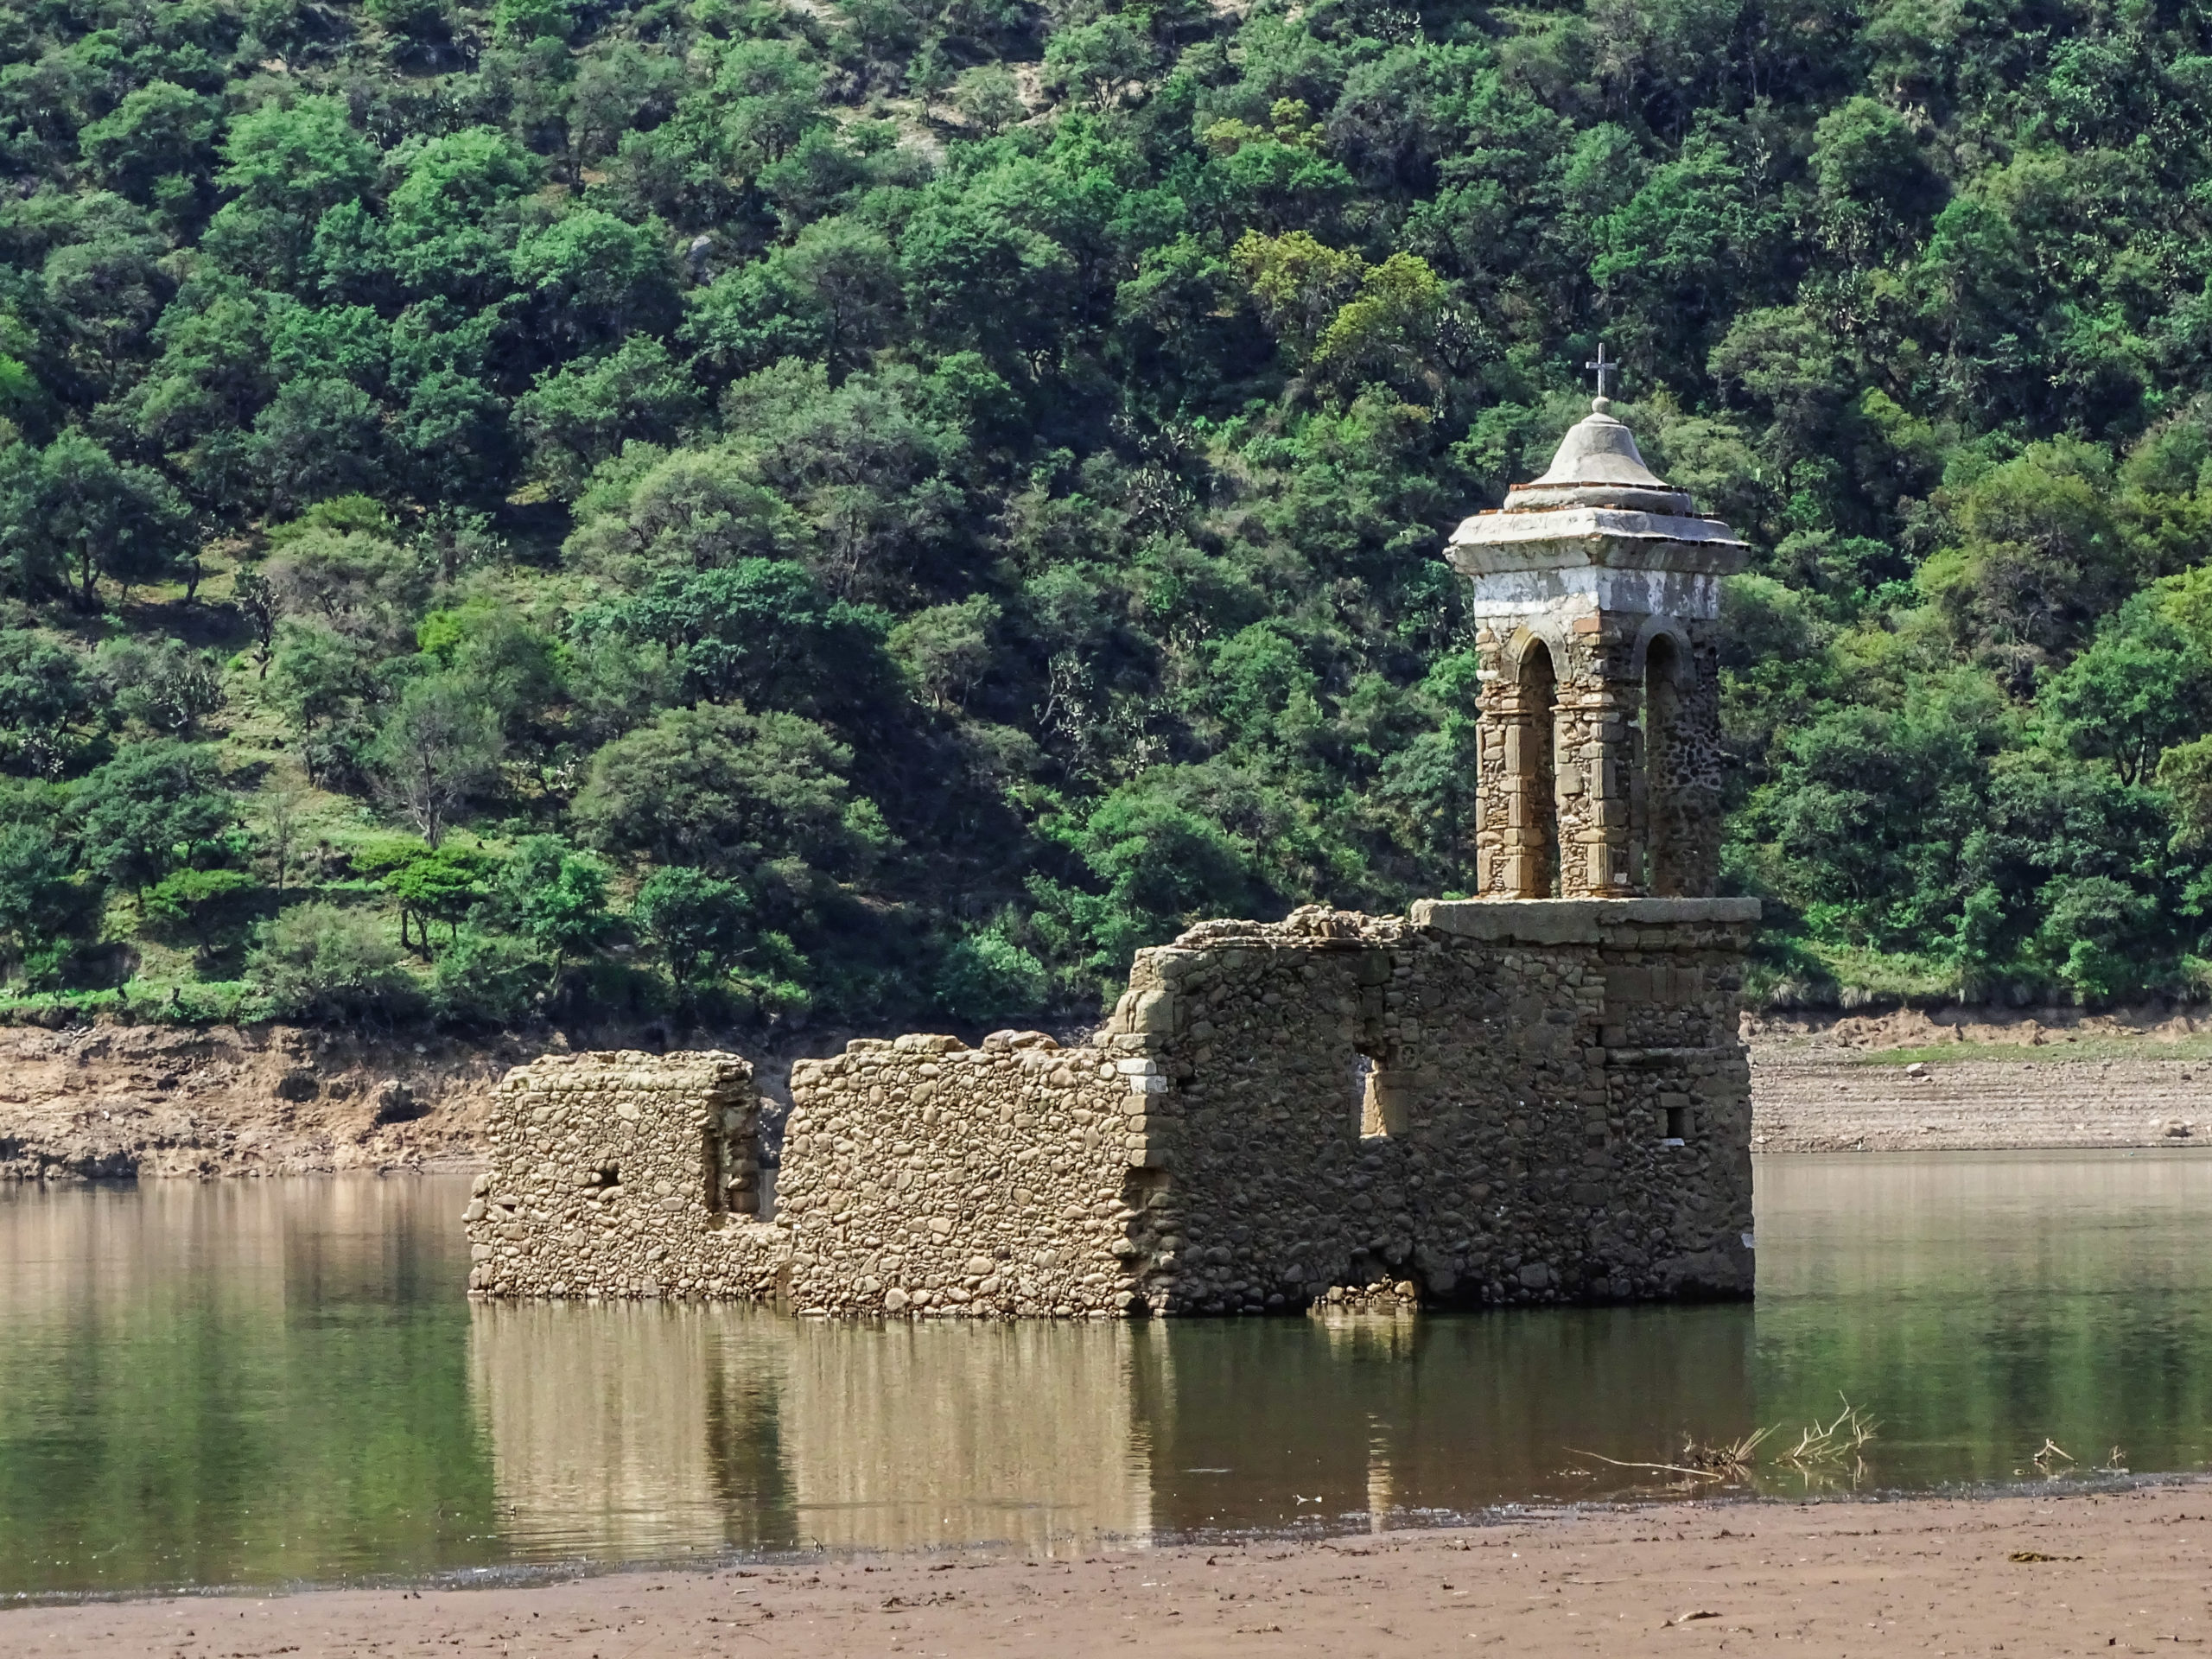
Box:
467 1300 1754 1554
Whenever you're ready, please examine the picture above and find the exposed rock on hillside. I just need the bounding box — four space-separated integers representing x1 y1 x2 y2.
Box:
0 1022 527 1180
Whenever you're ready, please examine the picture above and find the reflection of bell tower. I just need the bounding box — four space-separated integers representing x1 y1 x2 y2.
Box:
1447 385 1747 899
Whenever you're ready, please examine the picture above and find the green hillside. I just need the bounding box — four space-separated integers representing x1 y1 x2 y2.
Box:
2 0 2210 1033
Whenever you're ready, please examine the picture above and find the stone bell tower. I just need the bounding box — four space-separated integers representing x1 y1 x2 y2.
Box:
1447 385 1748 899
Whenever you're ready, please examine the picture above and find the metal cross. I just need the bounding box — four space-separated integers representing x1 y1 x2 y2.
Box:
1586 342 1617 400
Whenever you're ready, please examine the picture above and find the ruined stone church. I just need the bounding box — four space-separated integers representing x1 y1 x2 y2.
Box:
467 394 1761 1317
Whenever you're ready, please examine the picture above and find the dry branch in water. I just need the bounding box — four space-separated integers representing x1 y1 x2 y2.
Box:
1571 1398 1878 1490
1783 1396 1880 1466
1568 1427 1776 1486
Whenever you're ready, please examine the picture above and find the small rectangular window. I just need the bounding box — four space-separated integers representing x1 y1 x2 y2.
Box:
707 1112 760 1222
1662 1105 1688 1142
1357 1052 1407 1138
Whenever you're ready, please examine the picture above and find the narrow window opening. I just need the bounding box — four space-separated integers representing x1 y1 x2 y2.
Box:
756 1098 784 1221
1662 1105 1688 1142
707 1109 761 1221
1356 1049 1404 1138
755 1158 777 1221
705 1116 727 1217
1643 635 1682 898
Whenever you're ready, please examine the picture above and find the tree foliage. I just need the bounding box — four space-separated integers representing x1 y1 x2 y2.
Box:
5 0 2212 1020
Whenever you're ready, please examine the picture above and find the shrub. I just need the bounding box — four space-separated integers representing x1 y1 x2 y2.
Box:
141 868 257 963
934 925 1049 1024
246 901 421 1022
429 926 544 1026
94 638 225 737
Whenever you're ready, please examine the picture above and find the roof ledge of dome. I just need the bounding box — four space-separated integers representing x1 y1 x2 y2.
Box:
1503 480 1695 515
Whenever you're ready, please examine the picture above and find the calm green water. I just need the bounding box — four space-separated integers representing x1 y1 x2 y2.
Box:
3 1152 2209 1595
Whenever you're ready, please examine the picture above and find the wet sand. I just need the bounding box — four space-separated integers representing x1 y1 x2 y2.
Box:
10 1479 2209 1656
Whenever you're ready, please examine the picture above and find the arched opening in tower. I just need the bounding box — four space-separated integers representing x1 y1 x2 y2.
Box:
1510 639 1559 898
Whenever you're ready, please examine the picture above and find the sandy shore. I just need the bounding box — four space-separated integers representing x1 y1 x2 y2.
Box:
1751 1052 2209 1150
1747 1006 2212 1151
10 1480 2209 1656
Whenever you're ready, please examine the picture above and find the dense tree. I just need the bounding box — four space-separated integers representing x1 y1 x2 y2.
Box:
378 842 504 952
497 836 611 990
142 866 257 964
368 675 504 847
72 741 235 893
592 557 891 712
79 82 222 207
4 0 2212 1020
0 629 99 777
0 795 94 984
632 865 752 985
934 924 1049 1022
1 431 193 608
571 702 881 878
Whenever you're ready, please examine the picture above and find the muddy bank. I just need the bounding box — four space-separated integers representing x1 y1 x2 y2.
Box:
10 1479 2209 1656
1749 1003 2212 1151
6 1000 2212 1179
1752 1052 2209 1151
0 1017 851 1181
0 1022 529 1180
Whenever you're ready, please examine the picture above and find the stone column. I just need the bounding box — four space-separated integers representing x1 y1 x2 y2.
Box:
1471 631 1510 896
1644 632 1726 897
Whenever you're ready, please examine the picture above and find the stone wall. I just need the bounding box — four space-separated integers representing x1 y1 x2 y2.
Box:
464 1050 788 1300
1108 899 1756 1314
467 900 1757 1317
779 1031 1152 1317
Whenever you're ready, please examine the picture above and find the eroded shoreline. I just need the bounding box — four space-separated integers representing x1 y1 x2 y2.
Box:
1749 1004 2212 1150
6 1003 2212 1181
10 1479 2209 1656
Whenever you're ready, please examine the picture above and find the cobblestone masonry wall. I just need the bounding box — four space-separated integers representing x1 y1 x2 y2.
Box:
470 899 1757 1317
465 1050 787 1300
778 1031 1151 1317
1110 899 1757 1313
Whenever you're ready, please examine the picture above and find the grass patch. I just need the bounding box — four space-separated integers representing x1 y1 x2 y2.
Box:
1805 943 1963 1002
0 978 274 1027
1853 1034 2212 1066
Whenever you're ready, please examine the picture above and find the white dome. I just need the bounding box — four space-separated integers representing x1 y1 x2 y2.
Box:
1527 400 1668 489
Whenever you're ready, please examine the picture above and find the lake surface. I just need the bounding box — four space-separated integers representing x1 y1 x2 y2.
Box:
3 1151 2209 1596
